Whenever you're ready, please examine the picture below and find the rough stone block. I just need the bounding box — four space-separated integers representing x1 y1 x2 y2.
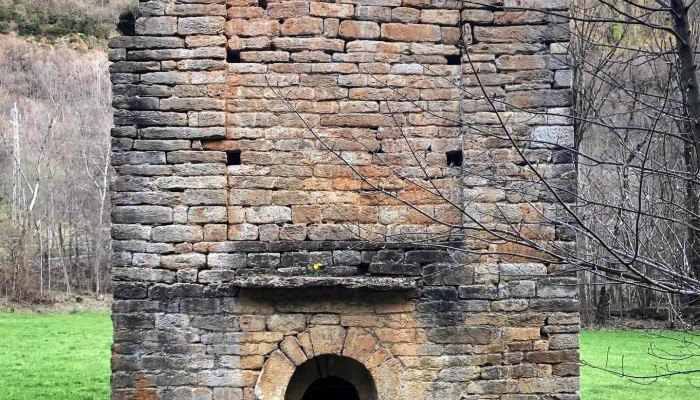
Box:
112 206 172 224
309 326 346 355
152 225 203 243
381 23 441 42
188 206 228 223
530 126 575 149
459 285 500 300
281 17 324 36
246 206 292 224
310 3 354 18
266 314 306 335
161 253 207 270
428 327 497 345
537 277 579 298
208 253 247 270
135 17 177 36
333 250 362 266
247 253 280 269
339 20 380 39
179 17 226 35
423 263 474 285
184 190 228 206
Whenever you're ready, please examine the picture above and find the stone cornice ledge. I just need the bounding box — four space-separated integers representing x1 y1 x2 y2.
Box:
226 276 417 290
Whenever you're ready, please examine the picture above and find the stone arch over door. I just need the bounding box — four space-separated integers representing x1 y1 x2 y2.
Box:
254 327 403 400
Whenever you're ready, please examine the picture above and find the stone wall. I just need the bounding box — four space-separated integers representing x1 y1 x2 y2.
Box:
223 0 467 244
109 0 579 399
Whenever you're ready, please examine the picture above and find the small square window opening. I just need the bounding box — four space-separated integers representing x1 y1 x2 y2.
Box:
446 54 461 65
227 150 242 166
446 150 463 167
227 49 241 63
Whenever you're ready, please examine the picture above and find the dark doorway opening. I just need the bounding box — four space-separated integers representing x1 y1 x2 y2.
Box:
302 376 359 400
285 354 377 400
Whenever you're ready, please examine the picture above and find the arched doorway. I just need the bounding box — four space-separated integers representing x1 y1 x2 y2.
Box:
285 355 377 400
302 376 359 400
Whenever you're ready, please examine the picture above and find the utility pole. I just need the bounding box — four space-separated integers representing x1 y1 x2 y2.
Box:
10 102 23 226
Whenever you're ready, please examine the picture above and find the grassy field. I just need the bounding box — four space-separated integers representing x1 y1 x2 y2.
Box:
0 312 699 400
0 312 112 400
580 330 700 400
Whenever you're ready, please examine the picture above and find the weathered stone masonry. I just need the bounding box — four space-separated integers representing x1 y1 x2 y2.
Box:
109 1 579 399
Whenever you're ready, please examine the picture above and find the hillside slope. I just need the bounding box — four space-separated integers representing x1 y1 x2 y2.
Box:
0 0 135 44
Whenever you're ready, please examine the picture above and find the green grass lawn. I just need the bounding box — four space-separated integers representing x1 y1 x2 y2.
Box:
0 312 112 400
0 312 699 399
581 330 700 400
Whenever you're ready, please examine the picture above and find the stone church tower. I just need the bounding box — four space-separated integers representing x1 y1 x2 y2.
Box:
109 1 579 399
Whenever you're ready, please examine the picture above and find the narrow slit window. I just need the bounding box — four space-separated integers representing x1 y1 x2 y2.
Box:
446 150 463 167
227 150 242 166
